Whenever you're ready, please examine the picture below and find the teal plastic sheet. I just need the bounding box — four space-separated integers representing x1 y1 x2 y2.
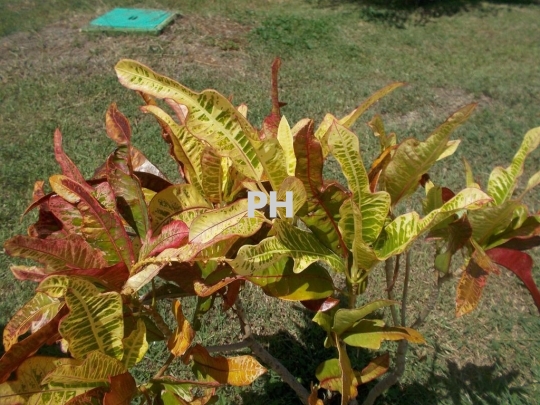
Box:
84 8 177 35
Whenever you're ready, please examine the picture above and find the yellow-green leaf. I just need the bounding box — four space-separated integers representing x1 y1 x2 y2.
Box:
487 126 540 205
201 146 226 204
122 319 148 368
57 278 124 360
468 200 522 245
332 300 397 336
189 199 265 245
3 292 62 352
277 176 307 219
277 116 296 176
190 345 266 386
341 319 425 349
42 351 126 388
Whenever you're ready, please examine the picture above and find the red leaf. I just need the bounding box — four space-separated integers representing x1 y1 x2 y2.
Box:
140 220 189 259
158 262 202 295
441 187 456 203
52 262 130 292
10 265 47 282
48 195 83 234
499 236 540 251
54 129 91 191
301 297 340 312
103 372 137 405
487 247 540 313
106 103 131 146
0 306 67 383
260 57 284 140
4 234 108 272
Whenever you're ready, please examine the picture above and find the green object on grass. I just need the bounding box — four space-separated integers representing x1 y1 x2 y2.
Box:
84 8 177 35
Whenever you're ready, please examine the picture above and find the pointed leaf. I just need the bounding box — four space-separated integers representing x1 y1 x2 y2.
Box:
487 248 540 313
455 259 488 317
49 175 134 266
4 234 107 273
277 116 296 176
332 300 398 336
487 126 540 205
357 353 390 385
54 129 90 191
105 103 131 146
140 220 189 260
382 104 476 205
256 138 289 191
122 319 148 368
116 60 263 180
3 292 62 352
168 300 195 357
189 345 266 386
10 265 47 282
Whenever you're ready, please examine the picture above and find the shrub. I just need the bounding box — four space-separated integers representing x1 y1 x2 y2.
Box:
1 58 539 405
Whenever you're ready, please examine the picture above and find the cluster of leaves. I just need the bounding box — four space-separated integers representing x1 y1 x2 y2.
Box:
1 58 539 405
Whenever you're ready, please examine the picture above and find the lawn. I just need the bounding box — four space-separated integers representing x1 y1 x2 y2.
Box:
0 0 539 404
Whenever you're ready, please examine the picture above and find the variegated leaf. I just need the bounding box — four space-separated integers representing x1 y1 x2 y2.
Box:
277 116 296 176
487 126 540 205
341 319 425 349
168 300 195 357
122 319 148 368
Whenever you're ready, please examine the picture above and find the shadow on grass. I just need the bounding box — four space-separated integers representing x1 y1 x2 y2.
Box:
310 0 540 28
241 308 528 405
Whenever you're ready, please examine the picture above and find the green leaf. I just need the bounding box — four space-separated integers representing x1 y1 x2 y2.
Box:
382 104 476 205
42 351 126 388
149 184 211 232
115 59 263 180
189 199 265 245
487 126 540 205
246 258 334 301
201 146 226 204
122 319 148 368
332 300 397 336
54 277 124 360
341 319 425 349
230 220 345 275
49 175 134 267
3 292 62 352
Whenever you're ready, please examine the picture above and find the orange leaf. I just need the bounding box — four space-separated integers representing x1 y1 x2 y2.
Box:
106 103 131 146
456 260 488 317
103 372 137 405
308 382 324 405
168 300 195 357
336 336 358 404
356 353 390 385
190 345 266 386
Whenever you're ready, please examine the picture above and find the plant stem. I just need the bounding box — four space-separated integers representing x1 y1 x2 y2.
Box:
206 340 251 353
401 251 411 327
362 340 408 405
153 353 175 379
411 272 450 329
384 257 400 326
234 297 310 405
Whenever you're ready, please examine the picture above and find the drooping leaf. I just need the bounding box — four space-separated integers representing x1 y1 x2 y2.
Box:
139 220 189 260
487 126 540 205
430 216 473 274
189 345 266 386
337 339 357 404
10 265 47 282
382 104 477 205
107 146 150 240
116 60 263 180
368 114 396 152
468 200 522 245
42 351 126 388
103 372 137 405
49 175 134 267
3 292 63 352
357 353 390 385
168 300 195 357
122 319 148 368
51 262 130 293
54 129 91 191
487 247 540 313
4 234 107 273
149 184 211 232
230 220 345 276
301 297 340 312
141 105 204 195
455 259 488 317
246 258 334 301
54 278 124 360
341 319 425 349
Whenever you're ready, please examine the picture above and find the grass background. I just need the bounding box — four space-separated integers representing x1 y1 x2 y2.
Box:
1 0 539 403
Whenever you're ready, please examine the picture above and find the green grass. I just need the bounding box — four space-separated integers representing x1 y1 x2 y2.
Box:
1 0 540 404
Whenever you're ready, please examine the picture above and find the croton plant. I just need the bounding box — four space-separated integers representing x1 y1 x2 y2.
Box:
1 58 539 405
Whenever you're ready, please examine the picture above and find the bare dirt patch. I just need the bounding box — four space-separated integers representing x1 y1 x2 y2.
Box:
0 13 253 83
